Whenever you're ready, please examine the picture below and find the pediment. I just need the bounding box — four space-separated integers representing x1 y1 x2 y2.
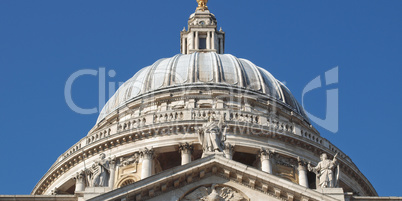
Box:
89 154 340 201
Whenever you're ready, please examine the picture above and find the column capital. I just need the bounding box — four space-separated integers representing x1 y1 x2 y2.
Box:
223 142 234 159
140 148 154 179
224 142 234 152
109 156 117 168
73 170 85 182
179 142 194 154
74 170 86 192
140 147 154 160
297 157 307 170
259 147 273 160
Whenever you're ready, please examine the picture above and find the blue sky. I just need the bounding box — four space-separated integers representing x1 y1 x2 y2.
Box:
0 0 401 196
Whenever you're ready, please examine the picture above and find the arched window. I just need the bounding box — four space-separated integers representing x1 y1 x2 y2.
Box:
120 179 135 187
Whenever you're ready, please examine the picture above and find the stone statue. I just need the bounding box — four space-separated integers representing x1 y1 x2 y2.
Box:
206 184 220 201
196 0 208 11
198 116 227 153
308 153 339 188
90 153 111 187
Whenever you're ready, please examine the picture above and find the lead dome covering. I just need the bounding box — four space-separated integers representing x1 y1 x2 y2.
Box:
97 52 308 124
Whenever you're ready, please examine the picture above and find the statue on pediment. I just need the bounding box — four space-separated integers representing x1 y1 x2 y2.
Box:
308 153 339 188
88 153 112 187
198 116 227 153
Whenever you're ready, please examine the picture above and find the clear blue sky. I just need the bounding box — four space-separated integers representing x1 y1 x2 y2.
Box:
0 0 401 196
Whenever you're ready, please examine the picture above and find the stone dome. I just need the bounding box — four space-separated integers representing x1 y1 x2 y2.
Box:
97 52 309 124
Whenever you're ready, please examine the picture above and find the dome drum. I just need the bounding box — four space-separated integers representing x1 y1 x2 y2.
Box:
33 93 376 196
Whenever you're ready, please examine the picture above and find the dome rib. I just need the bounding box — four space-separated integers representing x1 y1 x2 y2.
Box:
227 54 245 88
258 67 284 101
190 52 197 83
164 54 180 88
143 58 163 92
197 52 214 82
211 51 220 83
219 54 238 85
171 54 187 85
241 59 264 92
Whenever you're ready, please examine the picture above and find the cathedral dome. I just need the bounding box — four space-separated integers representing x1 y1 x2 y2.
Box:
97 52 309 124
31 2 379 199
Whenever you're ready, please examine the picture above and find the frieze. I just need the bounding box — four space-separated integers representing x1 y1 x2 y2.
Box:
182 184 248 201
274 154 297 168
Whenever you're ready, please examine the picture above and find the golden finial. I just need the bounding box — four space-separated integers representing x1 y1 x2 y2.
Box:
196 0 208 11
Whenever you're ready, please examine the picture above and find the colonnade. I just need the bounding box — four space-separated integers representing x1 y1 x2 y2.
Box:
74 145 310 192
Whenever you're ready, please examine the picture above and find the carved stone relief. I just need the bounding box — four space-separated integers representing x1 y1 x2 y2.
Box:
190 18 216 26
120 153 140 167
115 152 141 188
182 184 248 201
273 154 298 184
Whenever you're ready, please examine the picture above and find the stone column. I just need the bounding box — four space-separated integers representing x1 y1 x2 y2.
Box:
182 37 186 54
259 148 273 174
206 32 211 49
108 159 116 189
298 158 309 188
74 171 85 192
193 32 196 50
195 32 199 50
179 142 193 165
219 36 224 53
140 148 154 179
223 143 234 160
212 31 215 50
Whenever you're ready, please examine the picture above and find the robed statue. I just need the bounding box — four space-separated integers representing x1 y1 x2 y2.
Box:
90 153 110 187
308 153 339 188
198 115 227 153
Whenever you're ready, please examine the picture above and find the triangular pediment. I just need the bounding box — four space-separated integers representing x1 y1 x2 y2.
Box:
88 154 341 201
